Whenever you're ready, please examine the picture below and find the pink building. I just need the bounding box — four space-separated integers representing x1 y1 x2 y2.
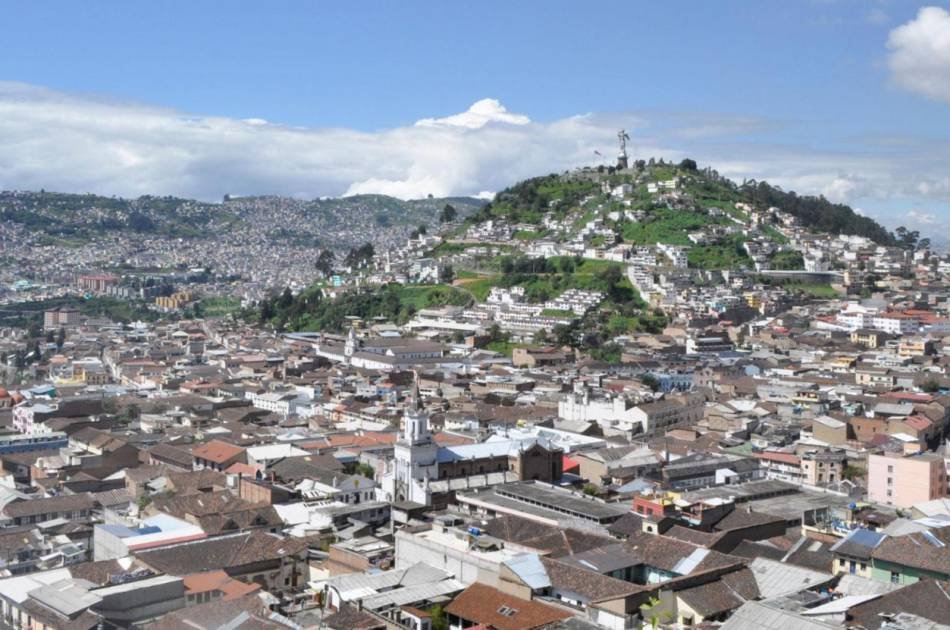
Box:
867 451 948 508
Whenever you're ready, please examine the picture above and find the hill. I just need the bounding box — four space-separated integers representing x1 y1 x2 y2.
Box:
0 190 486 248
466 159 895 246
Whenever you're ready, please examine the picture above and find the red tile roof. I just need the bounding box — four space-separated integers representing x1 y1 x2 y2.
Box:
192 440 245 464
182 570 261 600
903 415 933 431
562 456 580 474
445 583 572 630
754 451 800 466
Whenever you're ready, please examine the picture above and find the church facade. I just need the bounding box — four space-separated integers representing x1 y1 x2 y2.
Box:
379 383 564 506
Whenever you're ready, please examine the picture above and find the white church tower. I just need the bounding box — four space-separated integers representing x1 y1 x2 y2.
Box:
381 376 439 504
344 326 358 364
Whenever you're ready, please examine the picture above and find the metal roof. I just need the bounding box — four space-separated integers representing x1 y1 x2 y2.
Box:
361 578 465 611
721 601 840 630
504 553 551 590
748 558 832 599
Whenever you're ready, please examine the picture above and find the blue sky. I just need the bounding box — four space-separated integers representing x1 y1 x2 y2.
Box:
0 1 948 239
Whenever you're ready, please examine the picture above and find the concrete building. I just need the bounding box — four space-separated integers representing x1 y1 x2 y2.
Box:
93 514 207 561
867 451 948 508
43 307 80 331
394 523 527 587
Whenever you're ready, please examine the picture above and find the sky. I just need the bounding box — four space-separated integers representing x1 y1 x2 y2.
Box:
0 1 948 240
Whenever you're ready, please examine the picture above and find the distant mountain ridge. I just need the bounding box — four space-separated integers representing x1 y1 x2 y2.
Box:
0 190 487 246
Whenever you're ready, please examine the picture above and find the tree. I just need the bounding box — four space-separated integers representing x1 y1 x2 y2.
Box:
641 374 661 392
355 462 375 479
557 257 576 274
639 596 672 629
427 605 448 630
439 264 455 284
487 324 504 342
598 264 626 301
417 224 427 236
314 249 335 276
344 243 375 268
439 204 458 223
582 483 598 495
921 378 941 393
121 404 141 423
842 464 865 481
893 226 919 250
679 158 698 171
278 287 294 309
259 299 274 322
553 323 576 347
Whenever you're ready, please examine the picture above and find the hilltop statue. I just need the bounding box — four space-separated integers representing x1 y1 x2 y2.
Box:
617 129 630 170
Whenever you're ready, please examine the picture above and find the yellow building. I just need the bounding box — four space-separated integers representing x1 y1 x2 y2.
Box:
743 292 762 309
850 329 886 349
155 291 193 310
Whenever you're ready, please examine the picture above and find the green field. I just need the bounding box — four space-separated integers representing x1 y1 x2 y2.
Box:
781 282 840 298
769 250 804 270
621 209 722 246
393 285 470 310
761 225 789 244
513 229 547 240
198 297 242 316
687 237 751 270
456 275 499 301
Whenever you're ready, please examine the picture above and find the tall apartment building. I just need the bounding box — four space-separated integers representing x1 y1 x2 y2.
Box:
867 450 948 508
43 307 80 331
77 273 119 293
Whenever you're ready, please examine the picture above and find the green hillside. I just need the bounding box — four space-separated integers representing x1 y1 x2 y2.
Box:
468 160 895 246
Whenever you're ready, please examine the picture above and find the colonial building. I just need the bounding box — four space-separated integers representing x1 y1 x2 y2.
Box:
379 381 563 506
311 328 459 371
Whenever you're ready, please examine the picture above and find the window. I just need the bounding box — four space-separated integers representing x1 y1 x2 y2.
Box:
887 477 893 486
890 572 900 584
887 465 894 473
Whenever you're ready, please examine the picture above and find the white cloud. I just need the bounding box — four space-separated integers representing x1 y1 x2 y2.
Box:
415 98 530 129
0 83 617 200
905 209 938 225
0 80 948 231
886 6 950 102
821 174 869 203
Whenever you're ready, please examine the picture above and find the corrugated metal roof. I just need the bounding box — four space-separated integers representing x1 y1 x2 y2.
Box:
327 561 451 599
362 578 465 611
503 553 550 590
673 547 710 575
721 601 840 630
748 558 832 599
800 594 882 615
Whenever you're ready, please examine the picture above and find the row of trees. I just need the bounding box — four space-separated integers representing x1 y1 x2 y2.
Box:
893 226 930 251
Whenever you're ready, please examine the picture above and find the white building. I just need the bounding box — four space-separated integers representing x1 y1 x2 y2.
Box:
379 383 439 505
